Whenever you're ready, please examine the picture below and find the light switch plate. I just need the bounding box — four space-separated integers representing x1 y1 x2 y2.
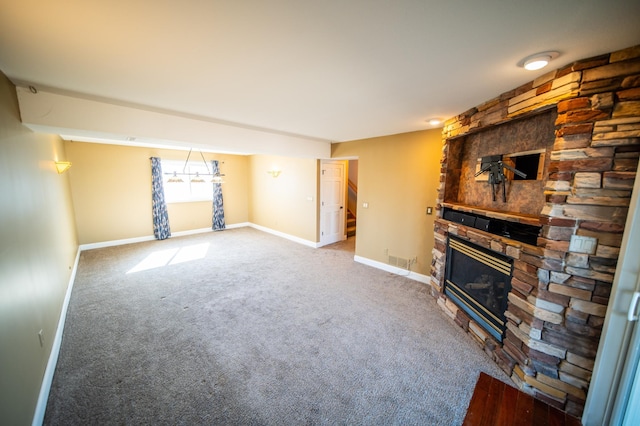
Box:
569 235 597 255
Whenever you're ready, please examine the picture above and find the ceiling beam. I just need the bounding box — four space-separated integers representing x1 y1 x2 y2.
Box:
16 87 332 158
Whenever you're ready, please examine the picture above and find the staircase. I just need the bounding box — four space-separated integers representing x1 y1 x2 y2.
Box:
347 174 357 238
347 210 356 237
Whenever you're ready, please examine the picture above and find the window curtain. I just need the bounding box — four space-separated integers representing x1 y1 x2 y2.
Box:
150 157 171 240
212 160 226 231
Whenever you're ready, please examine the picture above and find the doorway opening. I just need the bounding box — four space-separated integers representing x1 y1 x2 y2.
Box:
319 159 358 249
319 160 346 247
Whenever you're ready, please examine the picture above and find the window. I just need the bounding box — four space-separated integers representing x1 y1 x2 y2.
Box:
161 159 213 203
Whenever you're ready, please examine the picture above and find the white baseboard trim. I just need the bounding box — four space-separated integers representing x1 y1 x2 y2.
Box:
172 223 249 236
225 222 251 229
32 248 81 426
79 223 252 251
354 255 431 284
248 224 319 248
171 227 213 237
79 235 156 251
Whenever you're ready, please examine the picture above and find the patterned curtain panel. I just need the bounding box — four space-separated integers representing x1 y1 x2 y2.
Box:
150 157 171 240
212 160 226 231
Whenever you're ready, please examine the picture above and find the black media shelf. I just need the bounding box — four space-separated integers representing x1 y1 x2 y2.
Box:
442 207 541 246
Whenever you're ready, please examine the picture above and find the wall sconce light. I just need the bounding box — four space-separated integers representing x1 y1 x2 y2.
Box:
55 161 72 174
267 169 282 178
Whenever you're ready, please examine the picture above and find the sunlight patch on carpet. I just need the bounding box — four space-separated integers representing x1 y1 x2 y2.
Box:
126 243 210 273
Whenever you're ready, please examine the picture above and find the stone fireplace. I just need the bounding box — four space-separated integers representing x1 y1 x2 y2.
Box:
430 45 640 417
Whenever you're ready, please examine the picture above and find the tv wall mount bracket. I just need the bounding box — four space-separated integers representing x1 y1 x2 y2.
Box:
474 155 526 202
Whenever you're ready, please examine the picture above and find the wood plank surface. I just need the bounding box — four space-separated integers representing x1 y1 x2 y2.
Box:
512 391 534 426
463 373 582 426
480 374 505 425
495 383 519 426
464 372 492 425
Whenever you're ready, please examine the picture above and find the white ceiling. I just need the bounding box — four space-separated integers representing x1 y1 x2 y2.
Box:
1 0 639 151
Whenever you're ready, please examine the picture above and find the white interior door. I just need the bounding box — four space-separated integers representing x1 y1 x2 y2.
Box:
320 160 345 246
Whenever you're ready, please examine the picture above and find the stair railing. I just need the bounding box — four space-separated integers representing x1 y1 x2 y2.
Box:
347 179 357 219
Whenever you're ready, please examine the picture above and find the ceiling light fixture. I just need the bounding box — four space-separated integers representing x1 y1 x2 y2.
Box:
164 148 225 183
425 118 444 127
190 172 205 183
167 171 184 183
519 51 560 71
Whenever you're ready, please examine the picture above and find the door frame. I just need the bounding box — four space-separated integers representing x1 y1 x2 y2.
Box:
318 159 347 247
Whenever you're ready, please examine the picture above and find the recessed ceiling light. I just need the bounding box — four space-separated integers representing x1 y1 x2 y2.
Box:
426 118 443 126
525 56 551 70
519 51 560 71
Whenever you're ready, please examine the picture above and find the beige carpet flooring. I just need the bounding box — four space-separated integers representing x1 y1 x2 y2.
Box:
44 227 509 425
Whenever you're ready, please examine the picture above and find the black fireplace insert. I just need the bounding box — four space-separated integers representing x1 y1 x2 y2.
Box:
444 235 513 341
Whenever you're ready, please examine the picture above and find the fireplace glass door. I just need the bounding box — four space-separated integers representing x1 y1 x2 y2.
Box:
445 236 513 341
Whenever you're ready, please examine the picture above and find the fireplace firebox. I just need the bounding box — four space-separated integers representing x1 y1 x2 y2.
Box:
444 236 513 341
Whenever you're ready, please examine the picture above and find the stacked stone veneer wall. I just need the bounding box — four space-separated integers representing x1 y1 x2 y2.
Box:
431 45 640 417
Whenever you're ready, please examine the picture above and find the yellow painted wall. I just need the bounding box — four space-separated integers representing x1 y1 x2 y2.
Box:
248 155 319 242
332 129 442 276
65 142 249 245
0 74 78 424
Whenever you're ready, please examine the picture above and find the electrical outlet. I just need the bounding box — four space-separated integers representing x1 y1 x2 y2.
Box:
426 207 433 215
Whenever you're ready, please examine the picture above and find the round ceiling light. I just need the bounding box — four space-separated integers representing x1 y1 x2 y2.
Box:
519 51 560 71
426 118 443 126
525 56 551 70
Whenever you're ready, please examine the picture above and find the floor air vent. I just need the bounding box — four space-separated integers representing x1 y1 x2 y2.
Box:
388 255 410 270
